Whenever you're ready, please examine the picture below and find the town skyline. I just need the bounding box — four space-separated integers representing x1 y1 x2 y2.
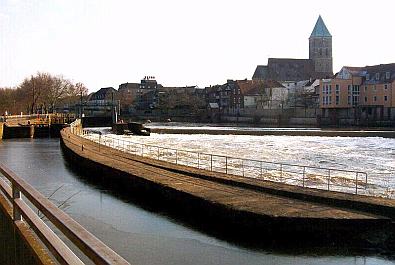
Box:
1 0 395 92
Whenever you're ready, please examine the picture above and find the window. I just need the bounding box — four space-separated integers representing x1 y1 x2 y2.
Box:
373 85 376 91
386 72 390 79
364 97 367 102
364 86 367 92
366 74 370 80
348 96 351 105
384 84 388 90
335 84 340 94
328 85 332 94
336 95 339 105
384 96 388 101
353 96 359 105
376 73 380 80
329 96 332 104
348 85 352 94
374 96 377 102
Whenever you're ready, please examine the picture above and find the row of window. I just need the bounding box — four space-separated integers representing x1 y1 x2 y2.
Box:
323 95 389 105
366 72 391 80
364 96 389 102
323 84 390 94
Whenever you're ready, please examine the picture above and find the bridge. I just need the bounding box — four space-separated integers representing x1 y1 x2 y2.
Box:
61 123 395 249
0 114 74 139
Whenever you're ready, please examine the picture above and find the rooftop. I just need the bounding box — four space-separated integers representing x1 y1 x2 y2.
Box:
310 15 331 38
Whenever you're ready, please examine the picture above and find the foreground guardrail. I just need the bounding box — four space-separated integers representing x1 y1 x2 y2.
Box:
77 128 368 195
0 162 129 265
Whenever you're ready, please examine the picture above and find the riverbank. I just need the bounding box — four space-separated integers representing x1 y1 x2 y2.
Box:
60 128 395 251
149 127 395 138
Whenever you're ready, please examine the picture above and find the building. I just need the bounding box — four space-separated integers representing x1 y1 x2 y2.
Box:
84 87 119 117
118 77 161 111
319 64 395 125
206 79 286 111
253 15 333 82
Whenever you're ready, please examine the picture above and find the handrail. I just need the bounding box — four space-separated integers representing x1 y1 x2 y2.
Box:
0 162 130 265
79 129 368 195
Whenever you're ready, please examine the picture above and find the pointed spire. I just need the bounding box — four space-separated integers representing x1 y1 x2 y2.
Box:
310 15 331 38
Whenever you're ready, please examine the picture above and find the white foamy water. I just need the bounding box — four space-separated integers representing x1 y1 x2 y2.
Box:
84 129 395 198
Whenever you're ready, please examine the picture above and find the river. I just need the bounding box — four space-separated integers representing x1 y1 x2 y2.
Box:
0 136 394 265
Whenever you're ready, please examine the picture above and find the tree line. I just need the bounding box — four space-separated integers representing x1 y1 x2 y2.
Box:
0 72 88 115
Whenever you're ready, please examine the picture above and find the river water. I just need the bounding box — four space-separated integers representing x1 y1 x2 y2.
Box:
89 124 395 198
0 136 394 265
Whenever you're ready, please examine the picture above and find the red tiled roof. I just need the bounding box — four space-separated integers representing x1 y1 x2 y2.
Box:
236 79 284 95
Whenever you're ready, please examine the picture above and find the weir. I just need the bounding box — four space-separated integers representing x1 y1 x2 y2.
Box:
60 125 395 249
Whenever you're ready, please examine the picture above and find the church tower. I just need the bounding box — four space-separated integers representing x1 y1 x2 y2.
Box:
309 15 333 77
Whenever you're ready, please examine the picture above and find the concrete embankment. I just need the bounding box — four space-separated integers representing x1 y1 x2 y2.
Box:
0 123 68 139
60 128 395 249
150 127 395 138
2 124 34 139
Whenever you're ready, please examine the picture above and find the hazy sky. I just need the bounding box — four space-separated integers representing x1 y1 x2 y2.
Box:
1 0 394 91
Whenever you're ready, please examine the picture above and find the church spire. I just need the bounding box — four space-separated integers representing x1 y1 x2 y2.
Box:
310 15 331 38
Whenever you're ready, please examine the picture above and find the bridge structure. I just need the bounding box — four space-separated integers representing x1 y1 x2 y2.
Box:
61 121 395 249
0 114 75 139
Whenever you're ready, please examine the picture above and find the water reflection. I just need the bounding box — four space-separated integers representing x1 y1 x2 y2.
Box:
0 138 393 265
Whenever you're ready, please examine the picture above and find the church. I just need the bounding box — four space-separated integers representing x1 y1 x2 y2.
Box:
252 15 333 81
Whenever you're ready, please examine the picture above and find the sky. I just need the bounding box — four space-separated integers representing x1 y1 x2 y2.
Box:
1 0 395 92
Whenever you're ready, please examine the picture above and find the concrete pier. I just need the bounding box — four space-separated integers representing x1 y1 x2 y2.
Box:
60 128 395 248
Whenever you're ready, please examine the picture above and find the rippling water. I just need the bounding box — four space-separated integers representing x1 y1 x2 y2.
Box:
90 126 395 198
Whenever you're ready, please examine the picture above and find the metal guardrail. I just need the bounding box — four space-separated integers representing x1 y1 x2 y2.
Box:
78 129 368 195
3 113 76 124
0 162 129 265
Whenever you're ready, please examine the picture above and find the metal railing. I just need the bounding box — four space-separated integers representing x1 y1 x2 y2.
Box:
3 113 76 125
0 162 129 265
79 129 368 195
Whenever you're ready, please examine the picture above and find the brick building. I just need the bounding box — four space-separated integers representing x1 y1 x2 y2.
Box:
319 64 395 125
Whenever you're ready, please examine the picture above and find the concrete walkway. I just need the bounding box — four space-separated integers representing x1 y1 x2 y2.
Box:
60 128 395 247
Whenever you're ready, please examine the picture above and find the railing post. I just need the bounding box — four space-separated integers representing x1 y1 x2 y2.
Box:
225 156 228 174
242 159 244 177
157 147 160 160
327 169 331 191
176 150 178 164
260 161 263 179
198 153 200 169
355 172 358 194
12 184 21 221
210 155 213 171
141 145 144 157
302 166 305 187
